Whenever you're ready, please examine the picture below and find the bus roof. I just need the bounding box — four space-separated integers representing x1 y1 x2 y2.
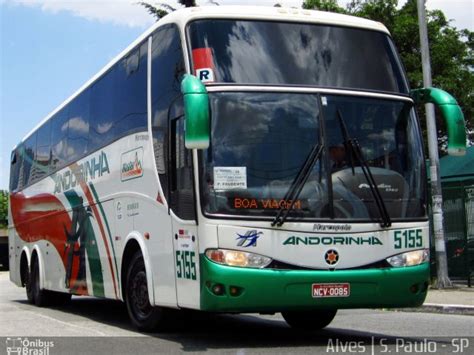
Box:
17 6 389 148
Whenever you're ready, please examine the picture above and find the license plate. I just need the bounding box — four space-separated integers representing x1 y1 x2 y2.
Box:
312 283 350 298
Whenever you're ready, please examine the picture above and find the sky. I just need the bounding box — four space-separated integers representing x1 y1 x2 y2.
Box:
0 0 473 190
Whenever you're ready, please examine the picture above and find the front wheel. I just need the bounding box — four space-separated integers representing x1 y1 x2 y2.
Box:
282 309 337 330
125 252 169 332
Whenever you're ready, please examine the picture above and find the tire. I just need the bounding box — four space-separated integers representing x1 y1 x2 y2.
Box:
25 263 35 304
282 309 337 330
125 251 168 332
30 256 49 307
29 257 72 307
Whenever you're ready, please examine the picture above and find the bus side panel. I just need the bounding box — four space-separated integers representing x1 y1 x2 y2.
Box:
8 225 21 286
133 197 176 307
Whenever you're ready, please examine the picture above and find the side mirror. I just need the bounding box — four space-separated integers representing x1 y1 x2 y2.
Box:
411 87 466 156
181 74 210 149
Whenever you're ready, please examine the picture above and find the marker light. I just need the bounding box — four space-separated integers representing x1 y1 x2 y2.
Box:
386 249 429 267
205 249 272 268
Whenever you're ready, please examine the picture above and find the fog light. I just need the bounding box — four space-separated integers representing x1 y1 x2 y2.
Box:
410 284 419 294
212 283 225 296
229 286 243 296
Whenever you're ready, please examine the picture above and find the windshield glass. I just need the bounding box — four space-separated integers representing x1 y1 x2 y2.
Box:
188 20 408 93
199 92 426 221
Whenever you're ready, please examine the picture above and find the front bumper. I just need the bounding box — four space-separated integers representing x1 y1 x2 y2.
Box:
200 256 429 312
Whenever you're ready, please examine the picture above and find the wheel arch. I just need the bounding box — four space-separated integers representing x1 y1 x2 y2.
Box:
121 233 155 305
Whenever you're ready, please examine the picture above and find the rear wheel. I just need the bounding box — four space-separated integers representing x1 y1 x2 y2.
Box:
25 262 34 304
30 256 49 307
125 251 169 332
28 256 71 307
282 309 337 330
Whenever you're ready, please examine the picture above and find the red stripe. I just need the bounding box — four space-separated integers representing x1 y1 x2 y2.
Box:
80 180 118 299
70 162 118 299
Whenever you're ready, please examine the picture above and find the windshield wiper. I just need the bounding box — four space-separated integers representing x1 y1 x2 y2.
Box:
336 109 392 228
271 143 324 227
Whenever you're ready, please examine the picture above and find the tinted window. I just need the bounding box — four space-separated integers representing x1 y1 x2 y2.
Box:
9 148 22 192
151 25 186 199
90 68 116 150
22 133 37 186
170 116 195 220
114 42 148 137
188 20 408 93
67 89 90 161
90 42 148 152
51 109 69 171
35 120 51 179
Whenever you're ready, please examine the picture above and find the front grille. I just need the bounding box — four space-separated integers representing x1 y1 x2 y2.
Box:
265 259 391 271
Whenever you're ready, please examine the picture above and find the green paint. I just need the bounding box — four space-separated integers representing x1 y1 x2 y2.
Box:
411 87 466 156
64 190 104 297
200 255 429 312
282 235 383 246
176 251 197 280
181 74 210 149
89 182 120 288
394 229 423 249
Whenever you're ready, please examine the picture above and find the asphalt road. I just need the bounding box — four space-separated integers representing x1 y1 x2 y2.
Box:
0 271 473 354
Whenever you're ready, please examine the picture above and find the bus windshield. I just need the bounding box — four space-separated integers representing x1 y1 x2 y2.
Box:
199 93 426 221
188 19 408 93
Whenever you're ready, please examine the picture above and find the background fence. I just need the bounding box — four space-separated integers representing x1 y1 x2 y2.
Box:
435 185 474 286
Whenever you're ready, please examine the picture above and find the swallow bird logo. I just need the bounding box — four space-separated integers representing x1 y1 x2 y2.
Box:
236 230 263 248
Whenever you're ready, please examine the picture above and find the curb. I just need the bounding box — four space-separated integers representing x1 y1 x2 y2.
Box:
392 303 474 316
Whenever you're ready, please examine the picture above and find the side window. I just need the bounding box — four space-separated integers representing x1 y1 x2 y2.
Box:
170 116 195 220
9 148 22 192
151 25 186 200
114 41 148 137
35 120 51 180
22 133 37 186
51 109 69 171
67 89 90 162
90 67 116 151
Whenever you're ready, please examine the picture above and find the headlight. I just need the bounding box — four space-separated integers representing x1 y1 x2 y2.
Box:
205 249 272 268
386 249 429 267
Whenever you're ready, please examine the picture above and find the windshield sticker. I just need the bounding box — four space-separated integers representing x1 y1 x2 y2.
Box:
214 167 247 190
193 48 215 83
234 198 303 210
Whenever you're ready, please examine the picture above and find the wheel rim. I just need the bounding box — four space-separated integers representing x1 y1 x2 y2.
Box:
130 270 152 319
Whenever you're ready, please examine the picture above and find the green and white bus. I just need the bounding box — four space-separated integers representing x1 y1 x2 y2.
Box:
8 6 466 331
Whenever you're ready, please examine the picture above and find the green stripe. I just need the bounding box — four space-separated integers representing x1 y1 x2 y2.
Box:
89 182 120 290
64 190 104 297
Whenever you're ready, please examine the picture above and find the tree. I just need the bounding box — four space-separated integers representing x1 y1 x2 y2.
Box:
302 0 346 13
139 1 197 21
0 191 8 229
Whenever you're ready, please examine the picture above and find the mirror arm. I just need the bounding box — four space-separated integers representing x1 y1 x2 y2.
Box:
411 87 466 156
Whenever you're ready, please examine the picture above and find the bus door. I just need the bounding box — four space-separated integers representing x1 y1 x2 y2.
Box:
169 114 200 309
